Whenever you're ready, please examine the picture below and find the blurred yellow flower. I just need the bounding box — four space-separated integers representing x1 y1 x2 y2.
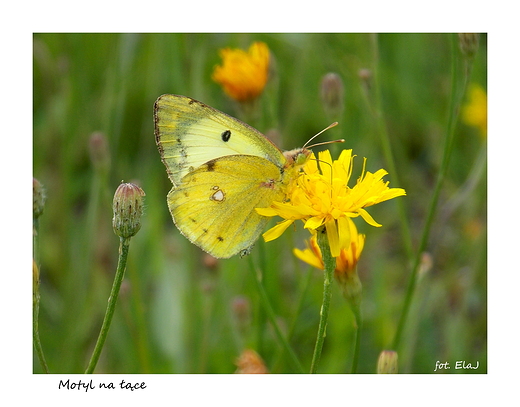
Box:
212 41 270 102
256 149 406 257
462 84 487 139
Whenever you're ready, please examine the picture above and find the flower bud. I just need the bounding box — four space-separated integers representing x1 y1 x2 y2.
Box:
33 178 46 220
358 68 372 90
335 268 363 312
377 350 398 373
458 33 480 58
320 72 344 116
112 182 145 239
235 349 268 374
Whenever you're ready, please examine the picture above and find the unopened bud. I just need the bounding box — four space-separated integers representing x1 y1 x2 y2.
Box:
33 178 46 220
358 68 372 89
112 182 145 239
377 350 398 373
235 349 268 374
458 33 480 58
320 72 344 116
335 268 363 312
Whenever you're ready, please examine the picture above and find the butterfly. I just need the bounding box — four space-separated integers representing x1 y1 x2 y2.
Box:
154 94 338 259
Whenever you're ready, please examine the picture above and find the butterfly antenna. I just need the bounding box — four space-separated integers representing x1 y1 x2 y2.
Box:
303 122 344 149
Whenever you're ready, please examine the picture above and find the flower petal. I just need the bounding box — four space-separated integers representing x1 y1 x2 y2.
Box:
262 219 294 242
255 207 279 217
337 216 352 249
304 216 325 231
293 248 324 270
325 219 341 257
357 208 382 227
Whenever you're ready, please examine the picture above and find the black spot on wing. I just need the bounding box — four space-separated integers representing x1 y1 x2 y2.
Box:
221 130 231 142
217 236 224 242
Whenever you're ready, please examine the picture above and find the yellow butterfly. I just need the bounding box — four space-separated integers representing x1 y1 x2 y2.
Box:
154 94 337 259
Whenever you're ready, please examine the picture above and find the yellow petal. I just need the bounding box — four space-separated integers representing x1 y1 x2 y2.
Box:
325 219 341 257
337 216 352 249
255 207 279 217
293 248 324 270
357 208 382 227
304 216 325 231
262 219 294 242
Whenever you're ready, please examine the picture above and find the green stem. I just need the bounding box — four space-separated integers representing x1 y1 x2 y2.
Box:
85 237 130 373
33 297 49 373
33 272 49 372
392 34 475 350
249 261 305 373
350 305 362 374
33 218 49 373
310 230 336 373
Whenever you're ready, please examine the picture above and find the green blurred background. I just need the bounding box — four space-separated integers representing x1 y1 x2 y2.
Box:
33 33 487 373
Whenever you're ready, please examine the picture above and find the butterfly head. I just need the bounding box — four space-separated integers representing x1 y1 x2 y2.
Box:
283 148 312 170
283 122 343 171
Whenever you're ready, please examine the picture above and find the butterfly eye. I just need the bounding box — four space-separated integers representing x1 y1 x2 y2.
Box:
221 130 231 142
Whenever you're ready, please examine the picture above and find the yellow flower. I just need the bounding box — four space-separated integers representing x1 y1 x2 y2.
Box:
212 41 270 102
256 149 406 257
294 218 365 274
462 84 487 139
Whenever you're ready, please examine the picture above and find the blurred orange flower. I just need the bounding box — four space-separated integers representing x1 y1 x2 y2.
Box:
212 42 270 102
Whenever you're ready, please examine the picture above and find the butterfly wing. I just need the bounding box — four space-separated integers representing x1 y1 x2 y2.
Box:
168 154 285 258
154 94 286 186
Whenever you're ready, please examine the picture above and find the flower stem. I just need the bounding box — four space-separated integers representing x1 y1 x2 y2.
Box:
33 293 49 372
392 34 475 350
33 217 49 373
350 305 362 374
85 237 130 373
310 230 336 373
